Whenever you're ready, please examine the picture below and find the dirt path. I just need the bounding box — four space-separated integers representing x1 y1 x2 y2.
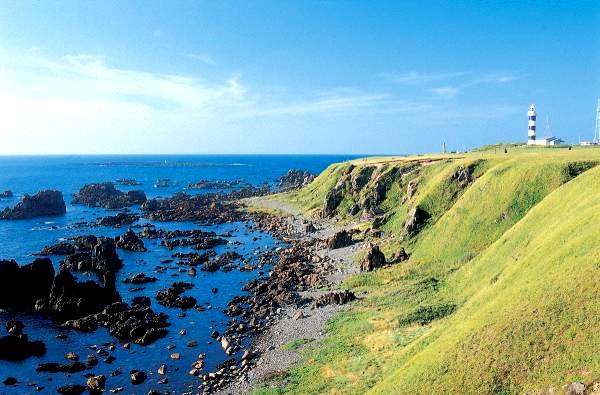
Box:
216 197 364 395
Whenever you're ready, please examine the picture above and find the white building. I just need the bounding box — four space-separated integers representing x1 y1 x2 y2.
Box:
532 136 565 146
526 104 564 146
580 99 600 145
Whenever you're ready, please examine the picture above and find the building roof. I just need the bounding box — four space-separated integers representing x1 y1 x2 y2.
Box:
539 136 564 143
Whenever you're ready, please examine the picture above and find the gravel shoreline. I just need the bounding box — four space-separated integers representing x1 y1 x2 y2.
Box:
216 198 363 395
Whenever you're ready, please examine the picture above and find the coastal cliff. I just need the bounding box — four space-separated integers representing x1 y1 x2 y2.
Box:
251 146 600 394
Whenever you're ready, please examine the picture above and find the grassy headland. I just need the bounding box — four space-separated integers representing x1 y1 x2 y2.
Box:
253 145 600 394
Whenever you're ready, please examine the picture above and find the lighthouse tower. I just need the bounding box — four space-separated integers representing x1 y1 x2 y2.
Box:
527 104 537 144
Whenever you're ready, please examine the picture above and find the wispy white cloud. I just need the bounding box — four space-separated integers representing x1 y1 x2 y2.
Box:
238 93 389 117
471 74 521 84
186 53 217 66
386 71 470 85
0 52 254 153
428 86 461 99
2 53 244 109
387 70 522 100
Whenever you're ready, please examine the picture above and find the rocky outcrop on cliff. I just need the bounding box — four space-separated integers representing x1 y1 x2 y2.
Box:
314 290 356 307
277 170 316 190
0 190 66 219
402 207 431 239
322 185 344 218
326 230 354 249
351 166 375 192
360 244 386 272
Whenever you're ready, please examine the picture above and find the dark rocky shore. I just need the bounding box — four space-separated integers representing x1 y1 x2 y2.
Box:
213 201 400 394
0 169 385 394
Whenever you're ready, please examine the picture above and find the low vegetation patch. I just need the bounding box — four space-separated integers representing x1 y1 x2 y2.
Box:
398 303 456 326
281 338 314 351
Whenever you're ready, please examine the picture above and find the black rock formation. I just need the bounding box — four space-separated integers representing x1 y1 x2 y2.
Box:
0 258 55 310
0 320 46 361
72 182 146 209
0 190 65 219
115 229 146 251
61 237 122 274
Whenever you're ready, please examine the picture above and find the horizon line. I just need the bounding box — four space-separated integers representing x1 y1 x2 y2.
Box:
0 152 404 157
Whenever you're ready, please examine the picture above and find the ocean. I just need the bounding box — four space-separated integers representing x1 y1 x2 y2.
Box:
0 155 359 394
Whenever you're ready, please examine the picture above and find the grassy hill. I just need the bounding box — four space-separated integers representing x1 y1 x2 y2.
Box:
255 145 600 394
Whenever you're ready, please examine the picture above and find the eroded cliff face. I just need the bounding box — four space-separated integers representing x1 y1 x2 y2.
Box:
313 157 488 241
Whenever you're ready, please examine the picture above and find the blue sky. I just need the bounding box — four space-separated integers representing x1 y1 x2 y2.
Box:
0 1 598 154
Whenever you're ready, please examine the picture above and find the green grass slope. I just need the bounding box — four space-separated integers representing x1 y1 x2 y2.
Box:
255 147 600 395
372 164 600 394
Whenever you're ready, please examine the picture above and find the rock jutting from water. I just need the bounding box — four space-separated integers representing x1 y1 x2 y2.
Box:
114 229 146 251
43 270 122 320
63 302 170 345
0 190 13 198
0 320 47 361
115 178 142 186
0 258 56 310
0 190 66 219
96 212 139 227
156 284 197 309
60 236 123 274
160 234 227 250
187 179 252 190
124 272 157 284
38 242 77 256
141 192 243 223
72 182 146 209
0 256 121 321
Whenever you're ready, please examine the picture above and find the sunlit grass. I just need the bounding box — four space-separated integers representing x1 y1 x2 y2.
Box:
252 146 600 394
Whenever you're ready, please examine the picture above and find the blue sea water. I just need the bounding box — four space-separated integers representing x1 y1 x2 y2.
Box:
0 155 359 394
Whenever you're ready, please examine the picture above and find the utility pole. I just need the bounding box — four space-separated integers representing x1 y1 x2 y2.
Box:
594 99 600 144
